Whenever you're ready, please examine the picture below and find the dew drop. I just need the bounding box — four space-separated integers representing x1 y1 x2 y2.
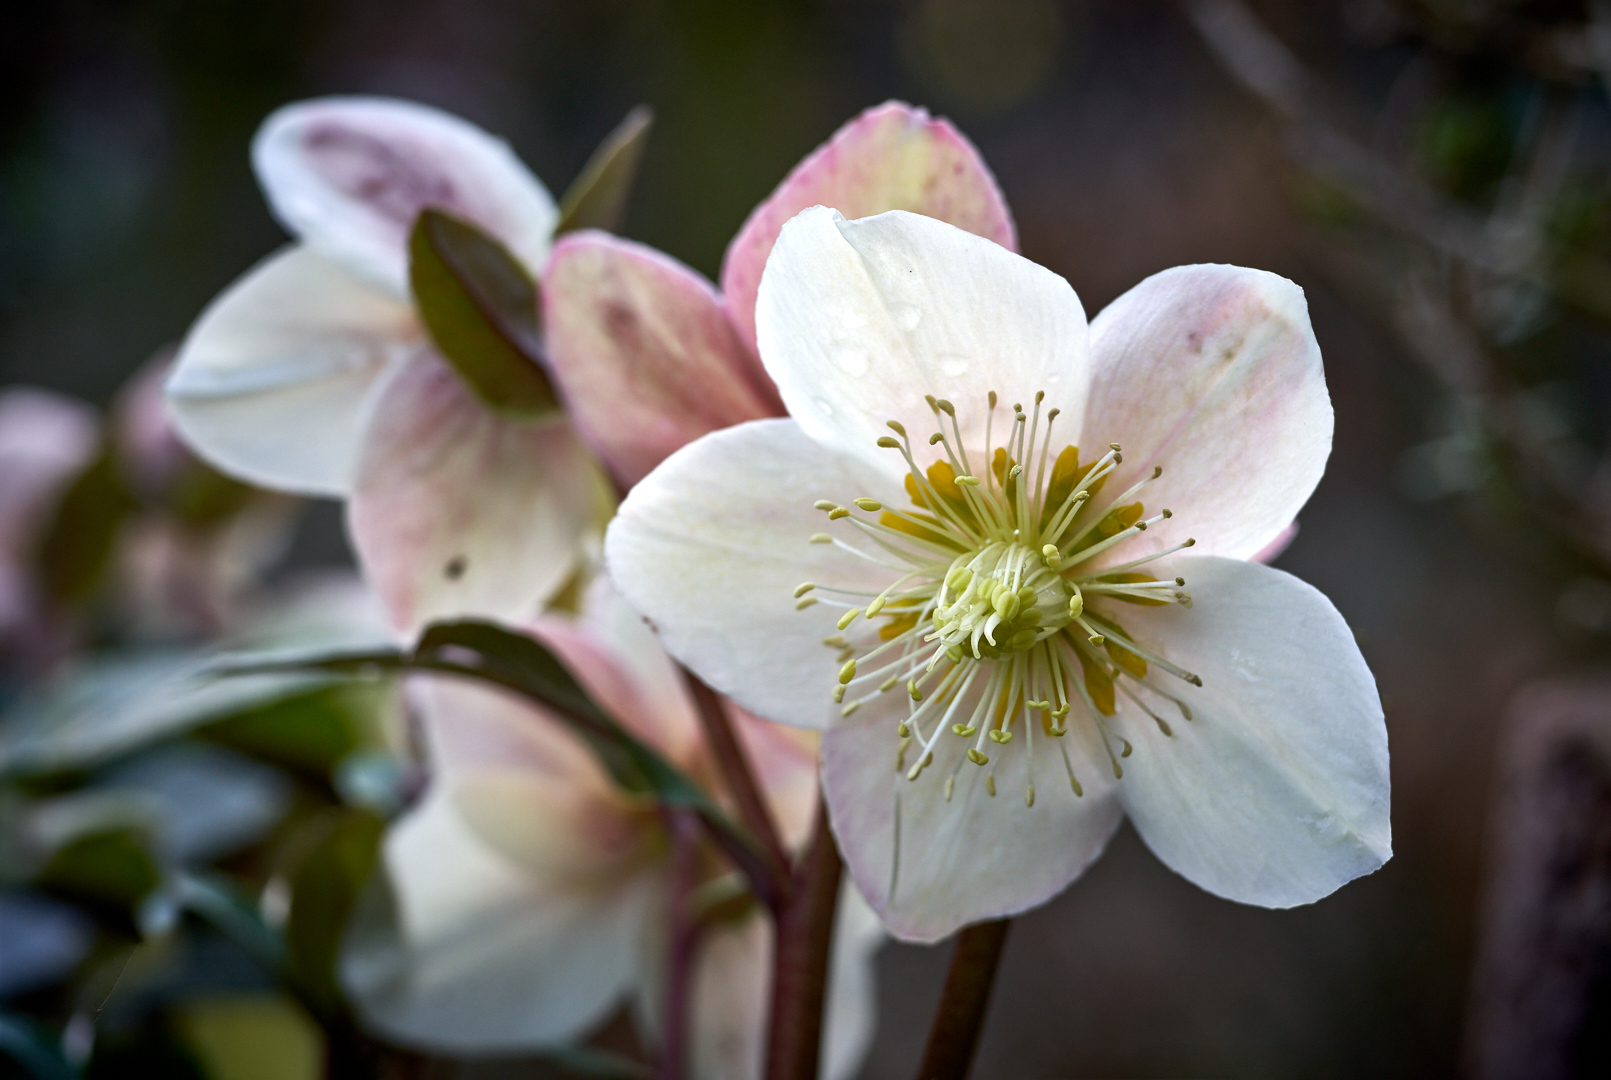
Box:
814 396 836 417
889 302 922 332
829 341 872 376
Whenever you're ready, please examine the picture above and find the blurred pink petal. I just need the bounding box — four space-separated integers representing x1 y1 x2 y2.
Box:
720 100 1018 353
347 350 604 636
254 97 558 296
543 232 784 488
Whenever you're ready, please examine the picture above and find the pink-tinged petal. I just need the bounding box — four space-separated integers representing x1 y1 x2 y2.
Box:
415 676 651 886
1107 556 1390 907
342 785 659 1052
254 96 558 296
543 232 783 489
1079 265 1331 562
606 419 900 732
347 350 605 635
722 101 1017 353
165 246 417 497
823 686 1123 943
758 208 1087 487
1252 521 1298 564
526 579 706 771
678 881 882 1080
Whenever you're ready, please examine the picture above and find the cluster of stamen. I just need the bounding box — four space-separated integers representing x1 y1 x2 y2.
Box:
796 391 1202 817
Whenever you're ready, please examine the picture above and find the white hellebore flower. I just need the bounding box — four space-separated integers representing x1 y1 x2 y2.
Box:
607 207 1391 942
343 576 884 1079
164 97 602 635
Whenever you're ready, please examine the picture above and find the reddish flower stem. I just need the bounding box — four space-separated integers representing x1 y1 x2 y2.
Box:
912 918 1011 1080
683 669 794 908
763 798 843 1080
658 810 703 1080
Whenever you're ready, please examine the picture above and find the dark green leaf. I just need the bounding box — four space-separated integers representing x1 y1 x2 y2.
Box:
172 872 288 980
35 446 139 606
284 808 384 1013
408 209 560 416
0 1010 79 1080
197 685 376 777
555 106 655 236
38 829 162 910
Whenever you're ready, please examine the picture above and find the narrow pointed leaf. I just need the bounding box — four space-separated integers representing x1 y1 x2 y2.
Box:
210 621 789 908
407 210 559 416
555 106 654 236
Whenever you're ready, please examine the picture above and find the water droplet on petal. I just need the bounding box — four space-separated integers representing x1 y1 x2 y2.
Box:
814 396 836 417
889 302 922 332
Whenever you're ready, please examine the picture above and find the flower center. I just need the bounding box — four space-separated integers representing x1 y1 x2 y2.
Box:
797 391 1202 816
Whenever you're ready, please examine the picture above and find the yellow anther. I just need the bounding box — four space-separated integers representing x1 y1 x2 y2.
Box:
928 432 945 445
842 702 861 717
854 497 882 511
876 436 901 449
1069 774 1084 796
1088 634 1105 647
967 748 989 766
944 776 955 801
988 729 1014 744
795 597 818 610
1068 594 1084 619
880 676 898 692
1025 784 1036 808
1161 508 1172 518
837 609 861 630
1184 537 1197 547
1109 442 1121 451
821 634 846 647
809 533 832 544
866 596 887 617
828 507 850 520
955 475 981 487
952 724 977 737
945 645 963 663
907 679 922 701
886 420 907 437
944 565 973 593
986 774 997 797
1008 464 1022 479
1049 725 1067 737
794 582 815 598
832 685 846 703
988 390 998 407
813 499 836 511
838 659 858 684
1053 703 1070 718
1042 544 1062 570
935 398 956 416
897 722 911 737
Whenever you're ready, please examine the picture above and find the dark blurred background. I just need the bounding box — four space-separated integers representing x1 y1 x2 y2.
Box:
5 0 1611 1077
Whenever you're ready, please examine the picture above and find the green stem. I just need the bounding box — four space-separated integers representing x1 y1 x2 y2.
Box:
763 799 842 1080
913 919 1011 1080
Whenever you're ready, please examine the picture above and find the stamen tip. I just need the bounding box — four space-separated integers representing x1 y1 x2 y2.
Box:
876 436 901 449
886 420 907 437
967 748 989 766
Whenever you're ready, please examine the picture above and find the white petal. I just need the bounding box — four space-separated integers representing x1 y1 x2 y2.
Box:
1105 556 1390 907
341 787 658 1052
606 419 900 731
346 350 605 635
822 689 1123 943
253 97 558 296
683 880 883 1080
414 676 650 884
165 246 416 496
756 208 1088 484
1080 265 1331 560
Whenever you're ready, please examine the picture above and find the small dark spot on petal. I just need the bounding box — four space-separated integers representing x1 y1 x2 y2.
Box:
444 555 468 580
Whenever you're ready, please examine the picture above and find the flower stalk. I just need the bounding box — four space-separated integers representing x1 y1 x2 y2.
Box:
764 799 844 1080
913 918 1010 1080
